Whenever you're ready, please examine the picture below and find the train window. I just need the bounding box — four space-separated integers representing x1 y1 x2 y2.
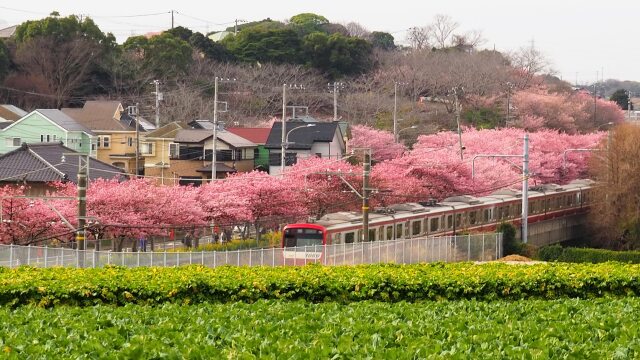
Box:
345 232 355 244
412 221 421 236
396 224 403 239
483 209 490 222
386 226 393 240
368 229 376 241
423 219 428 234
516 204 522 216
430 217 439 232
405 222 410 237
455 213 462 227
357 230 363 242
331 233 340 245
378 227 384 241
545 199 550 211
469 211 477 225
447 215 453 229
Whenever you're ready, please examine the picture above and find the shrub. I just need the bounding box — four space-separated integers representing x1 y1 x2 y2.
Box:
537 245 640 263
497 222 523 256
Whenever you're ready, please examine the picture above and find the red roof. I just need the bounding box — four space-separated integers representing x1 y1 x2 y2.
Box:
226 127 271 145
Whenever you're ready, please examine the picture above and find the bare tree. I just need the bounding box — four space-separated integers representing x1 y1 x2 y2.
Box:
343 22 371 39
429 14 459 49
14 36 101 107
406 26 431 50
509 43 552 88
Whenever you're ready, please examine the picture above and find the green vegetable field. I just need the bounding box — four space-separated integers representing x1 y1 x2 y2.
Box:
1 299 639 358
1 263 640 358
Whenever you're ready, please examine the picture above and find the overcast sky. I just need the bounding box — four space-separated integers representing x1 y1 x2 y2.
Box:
2 1 639 83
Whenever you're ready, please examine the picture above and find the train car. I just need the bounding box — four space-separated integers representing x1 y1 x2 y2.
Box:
281 179 594 263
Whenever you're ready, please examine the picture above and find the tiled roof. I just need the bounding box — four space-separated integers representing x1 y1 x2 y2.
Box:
174 129 211 143
145 122 187 138
0 143 126 183
227 127 271 145
174 129 257 148
35 109 95 135
264 121 339 149
61 101 129 132
0 105 27 121
196 162 237 173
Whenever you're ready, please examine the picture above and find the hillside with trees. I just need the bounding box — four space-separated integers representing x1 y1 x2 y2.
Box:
0 11 626 139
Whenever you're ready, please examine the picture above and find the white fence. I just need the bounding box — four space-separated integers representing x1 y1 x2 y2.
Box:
0 233 502 268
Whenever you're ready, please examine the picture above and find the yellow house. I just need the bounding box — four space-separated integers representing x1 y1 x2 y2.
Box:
141 122 188 185
62 101 156 175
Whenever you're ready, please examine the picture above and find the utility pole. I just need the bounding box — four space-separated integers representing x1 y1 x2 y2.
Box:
212 77 219 181
171 10 174 29
506 82 513 127
453 87 464 160
128 104 140 177
76 154 88 267
362 150 371 242
281 84 287 175
629 90 633 119
152 80 161 129
593 82 597 124
393 82 408 142
329 82 344 121
522 133 529 244
234 19 246 35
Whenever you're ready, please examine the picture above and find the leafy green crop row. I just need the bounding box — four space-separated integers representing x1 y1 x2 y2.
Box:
1 262 640 306
538 245 640 264
1 298 639 359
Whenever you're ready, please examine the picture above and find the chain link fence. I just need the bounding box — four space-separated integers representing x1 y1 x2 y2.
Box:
0 233 502 268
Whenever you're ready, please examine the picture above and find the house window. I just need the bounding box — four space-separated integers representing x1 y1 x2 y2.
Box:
102 136 111 148
169 143 179 158
6 137 20 147
40 134 51 142
315 153 322 158
96 136 101 148
140 142 154 155
91 142 97 152
127 137 133 147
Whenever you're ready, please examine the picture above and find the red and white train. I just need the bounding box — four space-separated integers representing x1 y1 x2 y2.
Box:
282 179 594 262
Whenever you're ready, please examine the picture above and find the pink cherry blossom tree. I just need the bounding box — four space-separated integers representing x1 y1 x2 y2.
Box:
0 185 72 245
285 157 362 219
348 125 406 162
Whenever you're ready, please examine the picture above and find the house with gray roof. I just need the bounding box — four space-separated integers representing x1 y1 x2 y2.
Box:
169 128 257 184
0 142 126 195
0 110 96 157
264 120 346 176
0 105 27 122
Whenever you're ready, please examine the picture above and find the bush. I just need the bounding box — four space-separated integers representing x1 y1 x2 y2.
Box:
497 222 523 256
537 245 640 263
2 262 640 306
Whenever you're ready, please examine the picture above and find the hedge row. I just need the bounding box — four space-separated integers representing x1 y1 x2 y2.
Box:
538 245 640 264
1 262 640 306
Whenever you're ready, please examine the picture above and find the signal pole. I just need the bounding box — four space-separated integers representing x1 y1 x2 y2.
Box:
328 82 344 121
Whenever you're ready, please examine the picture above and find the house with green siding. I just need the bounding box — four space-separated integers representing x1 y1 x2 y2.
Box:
0 109 96 156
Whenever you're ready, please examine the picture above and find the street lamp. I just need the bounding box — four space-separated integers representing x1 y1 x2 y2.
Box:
281 124 316 174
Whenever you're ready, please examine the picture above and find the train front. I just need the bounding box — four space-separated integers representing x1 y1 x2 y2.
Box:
282 224 327 265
